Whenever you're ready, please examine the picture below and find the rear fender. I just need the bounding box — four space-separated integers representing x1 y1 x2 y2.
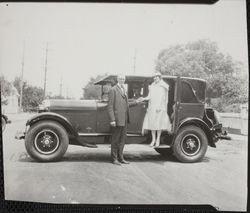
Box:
175 117 216 148
26 112 78 138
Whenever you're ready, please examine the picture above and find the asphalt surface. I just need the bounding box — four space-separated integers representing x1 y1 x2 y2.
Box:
2 113 248 211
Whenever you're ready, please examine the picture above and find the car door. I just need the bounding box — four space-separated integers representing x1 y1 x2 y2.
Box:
127 99 147 134
127 81 148 134
96 100 110 133
172 77 181 133
173 77 205 133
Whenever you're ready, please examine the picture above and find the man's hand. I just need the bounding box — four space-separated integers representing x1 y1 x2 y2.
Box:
136 97 144 104
110 121 116 127
137 97 144 102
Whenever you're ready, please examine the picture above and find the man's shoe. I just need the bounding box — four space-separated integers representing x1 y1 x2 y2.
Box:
112 160 122 166
119 159 130 164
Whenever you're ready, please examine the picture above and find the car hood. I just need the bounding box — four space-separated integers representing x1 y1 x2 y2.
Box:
48 99 97 111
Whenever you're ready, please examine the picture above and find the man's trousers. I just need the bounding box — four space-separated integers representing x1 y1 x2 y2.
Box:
111 124 127 161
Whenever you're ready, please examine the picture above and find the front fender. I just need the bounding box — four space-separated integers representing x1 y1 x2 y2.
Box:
177 117 216 148
26 112 78 138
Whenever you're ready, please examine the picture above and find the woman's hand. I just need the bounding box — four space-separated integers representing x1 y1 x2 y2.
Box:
110 121 116 127
136 97 144 103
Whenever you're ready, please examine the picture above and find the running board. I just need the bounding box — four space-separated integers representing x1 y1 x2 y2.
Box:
78 133 142 137
154 145 171 148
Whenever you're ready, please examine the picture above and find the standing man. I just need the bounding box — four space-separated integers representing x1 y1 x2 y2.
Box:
107 74 138 165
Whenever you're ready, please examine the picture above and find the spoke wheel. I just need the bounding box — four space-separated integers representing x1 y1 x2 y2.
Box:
34 129 60 155
180 134 201 156
173 125 208 163
25 121 69 162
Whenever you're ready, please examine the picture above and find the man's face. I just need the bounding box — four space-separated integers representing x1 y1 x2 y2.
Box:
117 75 126 85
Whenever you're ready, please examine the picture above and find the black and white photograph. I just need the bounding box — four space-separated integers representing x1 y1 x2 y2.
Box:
0 1 248 212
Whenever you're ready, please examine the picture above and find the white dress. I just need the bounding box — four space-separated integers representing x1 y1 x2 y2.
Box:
142 80 171 132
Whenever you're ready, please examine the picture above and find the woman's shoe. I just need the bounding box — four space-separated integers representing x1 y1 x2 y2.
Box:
154 143 160 148
149 141 155 147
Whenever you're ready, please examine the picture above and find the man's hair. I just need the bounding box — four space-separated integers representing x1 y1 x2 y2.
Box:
114 73 126 84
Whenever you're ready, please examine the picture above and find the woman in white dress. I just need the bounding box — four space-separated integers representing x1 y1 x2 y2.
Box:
141 72 171 147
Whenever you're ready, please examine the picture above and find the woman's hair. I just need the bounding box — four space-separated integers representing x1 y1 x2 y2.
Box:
152 71 162 79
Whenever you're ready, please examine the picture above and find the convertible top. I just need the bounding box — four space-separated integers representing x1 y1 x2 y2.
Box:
94 74 206 85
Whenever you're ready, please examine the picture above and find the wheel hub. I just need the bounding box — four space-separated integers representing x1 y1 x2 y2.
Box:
186 138 196 150
181 134 201 156
41 135 53 147
34 129 60 155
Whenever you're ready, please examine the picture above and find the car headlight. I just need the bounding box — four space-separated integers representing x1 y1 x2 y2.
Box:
39 100 50 111
43 100 50 108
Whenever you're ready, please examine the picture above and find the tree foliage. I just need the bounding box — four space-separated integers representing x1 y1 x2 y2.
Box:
13 77 44 111
155 39 248 112
83 74 108 100
0 75 12 105
47 94 65 99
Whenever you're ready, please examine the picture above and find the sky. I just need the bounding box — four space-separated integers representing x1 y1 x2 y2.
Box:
0 0 248 99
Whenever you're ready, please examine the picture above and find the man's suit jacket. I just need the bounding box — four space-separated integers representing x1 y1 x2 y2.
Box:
107 84 136 126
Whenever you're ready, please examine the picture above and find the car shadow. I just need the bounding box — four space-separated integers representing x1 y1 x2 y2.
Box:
61 151 179 164
18 151 179 164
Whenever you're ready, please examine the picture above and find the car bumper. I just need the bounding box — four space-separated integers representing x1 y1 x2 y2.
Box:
212 123 231 141
15 131 25 140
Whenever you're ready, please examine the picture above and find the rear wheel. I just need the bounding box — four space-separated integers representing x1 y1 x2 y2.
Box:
25 121 69 162
2 116 6 132
173 125 208 163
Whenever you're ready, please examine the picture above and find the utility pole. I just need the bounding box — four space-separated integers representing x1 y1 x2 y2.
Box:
59 76 63 97
19 40 25 112
43 42 48 100
133 48 137 74
66 87 69 99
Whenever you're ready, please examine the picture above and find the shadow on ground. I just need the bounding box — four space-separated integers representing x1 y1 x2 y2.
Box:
17 150 180 164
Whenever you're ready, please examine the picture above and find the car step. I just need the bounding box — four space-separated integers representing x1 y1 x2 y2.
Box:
153 145 171 148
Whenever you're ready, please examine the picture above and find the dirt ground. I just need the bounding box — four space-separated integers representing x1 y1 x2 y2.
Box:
2 113 248 211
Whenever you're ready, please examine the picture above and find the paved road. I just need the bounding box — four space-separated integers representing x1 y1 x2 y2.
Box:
2 113 248 211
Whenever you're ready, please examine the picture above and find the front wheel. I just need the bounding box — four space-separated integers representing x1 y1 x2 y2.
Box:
173 125 208 163
25 121 69 162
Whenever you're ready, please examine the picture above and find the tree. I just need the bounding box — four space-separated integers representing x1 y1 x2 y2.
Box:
0 75 12 105
83 74 108 100
155 39 248 112
13 77 44 111
22 85 44 111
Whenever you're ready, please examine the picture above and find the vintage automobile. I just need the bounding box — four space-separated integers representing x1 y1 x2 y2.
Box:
2 114 11 132
16 75 228 163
